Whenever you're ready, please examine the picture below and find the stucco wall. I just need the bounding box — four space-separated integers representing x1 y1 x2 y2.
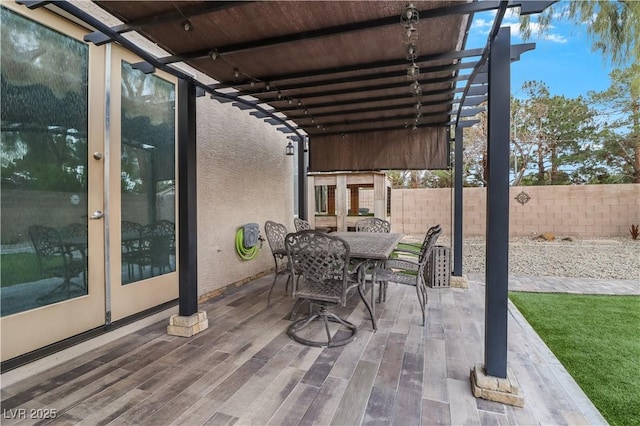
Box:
195 97 295 298
391 184 640 237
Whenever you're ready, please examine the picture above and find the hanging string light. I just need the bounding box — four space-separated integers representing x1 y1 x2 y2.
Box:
401 3 422 130
400 3 419 27
406 43 418 61
401 3 419 45
410 81 422 96
407 63 420 80
204 55 321 130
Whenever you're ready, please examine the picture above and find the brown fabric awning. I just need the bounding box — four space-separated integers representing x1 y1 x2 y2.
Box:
86 1 490 171
309 127 449 171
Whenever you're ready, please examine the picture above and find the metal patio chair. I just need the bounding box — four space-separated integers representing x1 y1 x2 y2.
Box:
293 217 311 232
131 220 175 279
121 220 143 281
59 222 88 287
355 217 391 233
372 224 442 326
29 224 86 303
264 220 292 306
285 230 359 347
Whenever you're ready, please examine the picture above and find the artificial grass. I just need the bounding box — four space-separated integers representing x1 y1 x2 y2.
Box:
509 292 640 426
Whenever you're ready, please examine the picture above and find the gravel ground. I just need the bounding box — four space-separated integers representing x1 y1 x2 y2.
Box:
403 235 640 280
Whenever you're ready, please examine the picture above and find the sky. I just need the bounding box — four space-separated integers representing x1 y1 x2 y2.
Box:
466 4 614 100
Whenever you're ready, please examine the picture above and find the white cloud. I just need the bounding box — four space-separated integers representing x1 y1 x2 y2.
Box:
471 18 493 29
470 17 492 36
471 12 568 44
508 21 568 44
546 33 568 44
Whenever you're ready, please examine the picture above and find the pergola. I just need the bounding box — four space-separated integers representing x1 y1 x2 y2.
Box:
18 0 553 398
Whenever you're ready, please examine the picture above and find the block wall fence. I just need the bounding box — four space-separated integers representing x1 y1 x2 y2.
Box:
391 184 640 237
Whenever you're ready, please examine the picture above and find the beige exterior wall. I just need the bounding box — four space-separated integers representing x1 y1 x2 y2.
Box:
196 98 295 299
391 184 640 237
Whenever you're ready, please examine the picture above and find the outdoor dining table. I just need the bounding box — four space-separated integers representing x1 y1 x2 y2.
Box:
331 232 403 261
331 231 403 328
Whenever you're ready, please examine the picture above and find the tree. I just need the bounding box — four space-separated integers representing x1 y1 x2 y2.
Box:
462 108 488 187
589 65 640 183
520 1 640 92
511 81 598 185
1 7 88 192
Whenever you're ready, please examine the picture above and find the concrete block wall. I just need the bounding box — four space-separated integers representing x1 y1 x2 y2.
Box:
391 184 640 237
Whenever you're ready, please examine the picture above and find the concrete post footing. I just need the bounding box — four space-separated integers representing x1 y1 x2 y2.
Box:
450 275 469 288
167 311 209 337
470 363 524 407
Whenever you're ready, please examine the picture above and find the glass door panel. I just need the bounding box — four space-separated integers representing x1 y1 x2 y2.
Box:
109 49 178 321
0 5 105 361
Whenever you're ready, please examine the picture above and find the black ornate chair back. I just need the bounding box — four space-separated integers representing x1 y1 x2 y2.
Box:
28 225 64 268
29 225 87 300
139 220 174 276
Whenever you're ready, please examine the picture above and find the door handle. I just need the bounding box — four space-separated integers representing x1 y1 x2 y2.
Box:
90 210 104 220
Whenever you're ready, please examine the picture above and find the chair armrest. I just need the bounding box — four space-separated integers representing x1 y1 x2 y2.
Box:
393 247 420 255
383 258 420 272
391 247 420 260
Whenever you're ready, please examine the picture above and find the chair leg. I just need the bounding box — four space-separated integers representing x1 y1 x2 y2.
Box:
267 274 278 307
269 260 294 307
358 283 377 331
287 304 357 348
415 283 426 326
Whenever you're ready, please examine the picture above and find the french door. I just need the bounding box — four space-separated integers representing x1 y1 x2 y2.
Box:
108 48 178 322
0 4 178 362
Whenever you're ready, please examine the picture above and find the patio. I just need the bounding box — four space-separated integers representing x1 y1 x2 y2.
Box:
1 273 609 425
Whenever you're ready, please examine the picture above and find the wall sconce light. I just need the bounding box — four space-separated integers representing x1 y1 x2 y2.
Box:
286 141 295 156
304 138 309 152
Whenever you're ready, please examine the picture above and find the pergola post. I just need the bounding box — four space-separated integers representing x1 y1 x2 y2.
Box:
453 126 464 277
297 136 308 220
167 79 209 337
470 26 523 407
451 121 477 288
485 25 510 379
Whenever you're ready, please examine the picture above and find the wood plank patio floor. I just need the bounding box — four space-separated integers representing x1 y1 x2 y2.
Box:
1 274 607 425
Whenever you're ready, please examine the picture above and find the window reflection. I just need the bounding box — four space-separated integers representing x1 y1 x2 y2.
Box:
0 7 89 316
120 61 176 284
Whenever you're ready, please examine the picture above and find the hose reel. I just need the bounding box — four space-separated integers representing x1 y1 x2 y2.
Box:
235 223 263 260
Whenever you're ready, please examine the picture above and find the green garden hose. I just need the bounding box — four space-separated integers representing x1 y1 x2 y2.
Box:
235 227 261 260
